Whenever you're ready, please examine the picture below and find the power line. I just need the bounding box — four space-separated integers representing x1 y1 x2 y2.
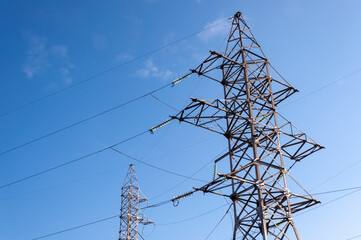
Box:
0 133 215 200
150 93 180 111
29 196 177 240
294 187 361 240
0 83 196 198
110 147 207 183
158 204 228 225
30 202 228 240
215 186 361 240
275 66 361 179
2 34 360 190
13 62 361 239
0 163 127 201
139 121 173 160
311 158 361 191
7 17 361 240
27 184 361 240
8 14 361 240
296 188 361 217
4 15 360 172
204 205 232 240
0 129 149 190
1 18 231 119
0 120 213 190
149 147 228 200
312 186 361 196
0 74 190 157
150 134 217 161
272 67 361 189
31 215 119 240
279 67 361 109
345 234 361 240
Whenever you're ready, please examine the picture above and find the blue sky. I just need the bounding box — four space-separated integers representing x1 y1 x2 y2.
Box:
1 0 361 239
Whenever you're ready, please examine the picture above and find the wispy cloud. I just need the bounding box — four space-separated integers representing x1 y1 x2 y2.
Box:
137 59 173 80
198 17 229 42
22 33 49 78
22 32 74 85
59 67 72 84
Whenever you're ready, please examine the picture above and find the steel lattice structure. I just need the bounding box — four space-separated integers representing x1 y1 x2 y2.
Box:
119 164 153 240
171 12 324 240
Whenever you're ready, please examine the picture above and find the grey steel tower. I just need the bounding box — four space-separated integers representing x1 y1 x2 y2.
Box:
172 12 323 240
119 164 153 240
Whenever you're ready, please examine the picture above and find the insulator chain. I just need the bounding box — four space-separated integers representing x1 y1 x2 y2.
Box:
171 191 195 207
171 73 192 87
150 119 172 134
213 163 217 180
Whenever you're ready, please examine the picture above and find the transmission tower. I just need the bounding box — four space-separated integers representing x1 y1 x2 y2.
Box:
119 164 153 240
171 12 323 239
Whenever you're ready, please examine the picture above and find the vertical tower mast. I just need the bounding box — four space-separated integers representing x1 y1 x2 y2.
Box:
119 164 153 240
172 12 323 239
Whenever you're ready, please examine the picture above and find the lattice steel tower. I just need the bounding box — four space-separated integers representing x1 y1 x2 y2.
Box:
118 164 153 240
172 12 323 239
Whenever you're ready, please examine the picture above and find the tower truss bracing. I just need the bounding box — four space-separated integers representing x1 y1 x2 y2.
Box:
171 12 324 240
119 164 153 240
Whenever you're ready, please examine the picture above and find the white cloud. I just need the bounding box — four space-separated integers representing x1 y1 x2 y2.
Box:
198 17 229 42
137 59 173 80
22 32 74 85
59 67 72 84
22 32 49 78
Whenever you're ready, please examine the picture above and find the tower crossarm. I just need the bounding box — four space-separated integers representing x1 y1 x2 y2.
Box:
138 213 154 226
171 98 249 136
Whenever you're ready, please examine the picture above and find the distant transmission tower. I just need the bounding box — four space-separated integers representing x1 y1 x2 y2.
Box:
172 12 324 239
119 164 153 240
